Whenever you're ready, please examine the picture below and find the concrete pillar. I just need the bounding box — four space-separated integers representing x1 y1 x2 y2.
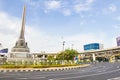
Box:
42 55 45 59
77 55 80 62
32 54 35 59
109 55 115 62
92 53 96 61
54 55 56 58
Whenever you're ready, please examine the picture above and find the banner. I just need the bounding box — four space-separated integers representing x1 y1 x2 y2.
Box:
0 48 8 53
116 37 120 46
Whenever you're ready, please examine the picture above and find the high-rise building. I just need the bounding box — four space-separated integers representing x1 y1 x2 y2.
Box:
84 43 103 51
116 37 120 46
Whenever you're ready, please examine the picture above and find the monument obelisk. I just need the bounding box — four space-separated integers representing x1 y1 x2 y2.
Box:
11 5 29 52
8 5 32 61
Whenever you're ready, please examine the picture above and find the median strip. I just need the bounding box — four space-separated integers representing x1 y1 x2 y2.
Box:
0 64 90 73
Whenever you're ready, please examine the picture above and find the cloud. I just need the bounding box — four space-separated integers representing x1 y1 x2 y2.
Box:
74 0 95 13
0 12 20 51
25 0 41 8
62 33 114 51
0 11 62 53
113 25 120 29
61 9 71 16
45 1 61 10
0 11 116 53
74 4 90 13
25 0 95 16
108 4 117 12
102 4 117 14
0 12 20 35
0 0 117 53
25 0 62 14
116 16 120 21
86 0 95 5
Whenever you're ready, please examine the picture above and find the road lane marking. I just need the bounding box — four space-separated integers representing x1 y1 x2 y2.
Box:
0 63 117 80
0 65 110 79
35 66 110 77
117 66 119 68
29 77 46 79
107 77 120 80
17 77 45 79
107 78 119 80
98 70 106 72
17 78 28 79
50 68 120 80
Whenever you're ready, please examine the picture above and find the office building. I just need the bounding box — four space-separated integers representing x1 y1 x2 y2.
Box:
84 43 103 51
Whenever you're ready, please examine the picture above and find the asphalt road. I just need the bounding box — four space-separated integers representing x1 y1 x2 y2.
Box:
0 62 120 80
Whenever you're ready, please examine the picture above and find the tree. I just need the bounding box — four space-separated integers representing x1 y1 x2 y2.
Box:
47 55 55 61
56 49 78 60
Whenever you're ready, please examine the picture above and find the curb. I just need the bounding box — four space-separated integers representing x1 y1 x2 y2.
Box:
0 64 90 73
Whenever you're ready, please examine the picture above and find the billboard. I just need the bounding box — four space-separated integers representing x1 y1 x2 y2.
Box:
0 48 8 53
84 43 100 51
116 37 120 46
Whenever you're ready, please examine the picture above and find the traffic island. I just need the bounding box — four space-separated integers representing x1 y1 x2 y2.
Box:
0 64 90 72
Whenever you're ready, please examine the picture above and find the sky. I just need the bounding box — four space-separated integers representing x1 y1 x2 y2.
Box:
0 0 120 53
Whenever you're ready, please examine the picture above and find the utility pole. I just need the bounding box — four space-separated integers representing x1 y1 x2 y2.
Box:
63 41 65 51
61 36 65 65
62 41 65 64
71 44 74 49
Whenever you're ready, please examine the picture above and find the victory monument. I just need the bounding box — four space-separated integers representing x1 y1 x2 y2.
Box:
7 5 32 61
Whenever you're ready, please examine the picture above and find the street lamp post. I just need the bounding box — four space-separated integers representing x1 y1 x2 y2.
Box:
71 44 74 49
63 41 65 51
62 41 65 65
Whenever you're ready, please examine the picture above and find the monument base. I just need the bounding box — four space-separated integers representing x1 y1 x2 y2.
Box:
7 52 33 62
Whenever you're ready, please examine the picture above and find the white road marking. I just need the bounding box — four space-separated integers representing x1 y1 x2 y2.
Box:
82 70 85 71
29 77 46 79
0 64 117 80
40 66 109 77
50 69 120 80
98 70 106 72
107 77 120 80
17 77 45 79
117 66 119 68
17 78 28 79
0 65 107 79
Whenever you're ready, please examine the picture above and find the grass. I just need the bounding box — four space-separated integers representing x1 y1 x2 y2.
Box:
0 63 79 68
